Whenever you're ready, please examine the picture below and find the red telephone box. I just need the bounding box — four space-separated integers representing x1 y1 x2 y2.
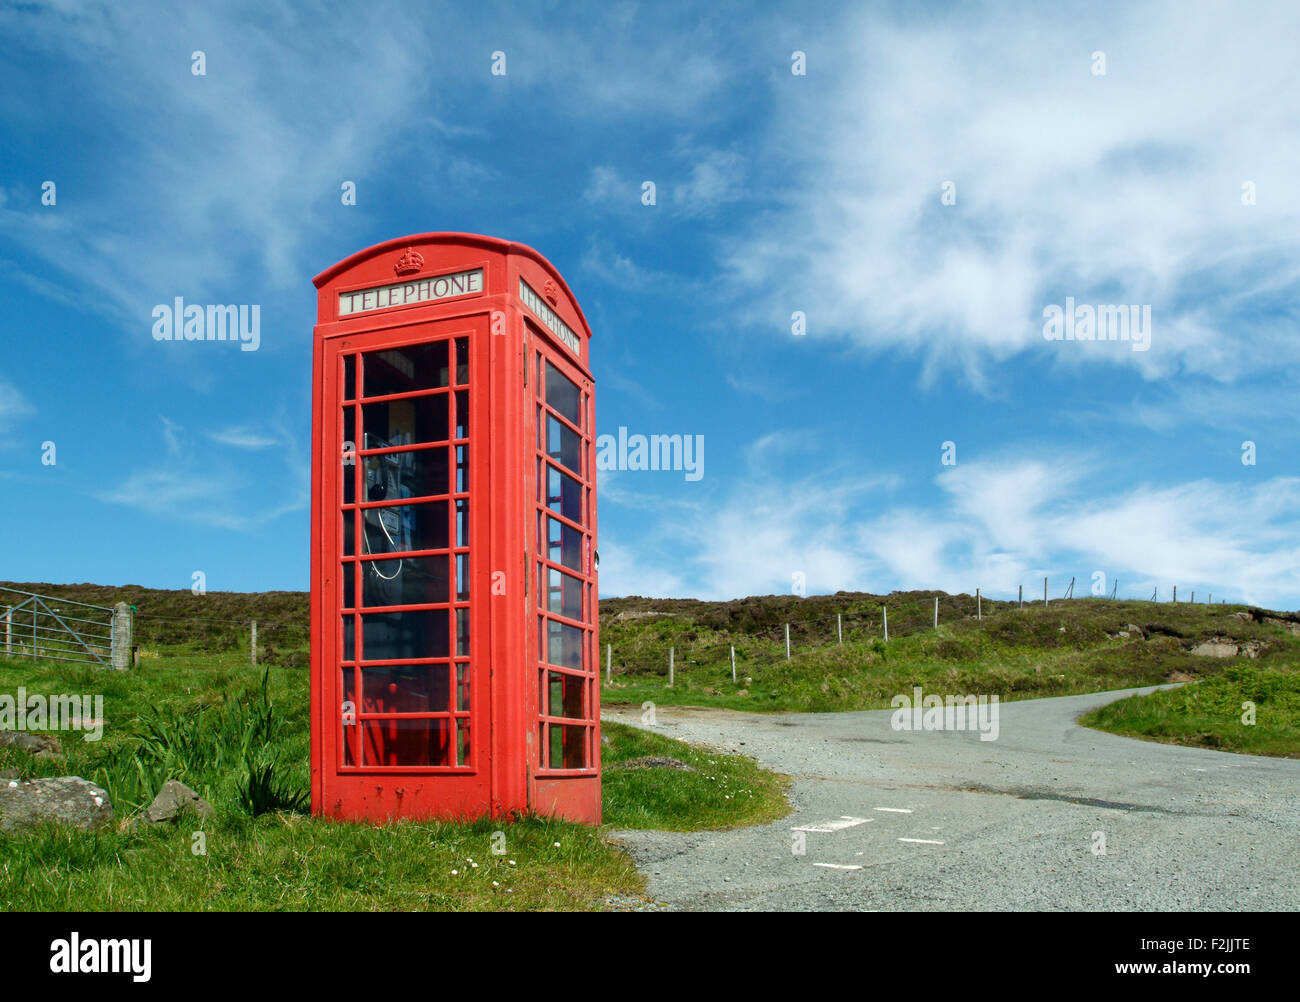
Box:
309 233 600 825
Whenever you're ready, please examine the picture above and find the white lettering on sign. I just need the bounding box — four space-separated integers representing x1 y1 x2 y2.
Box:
520 279 581 355
339 268 483 316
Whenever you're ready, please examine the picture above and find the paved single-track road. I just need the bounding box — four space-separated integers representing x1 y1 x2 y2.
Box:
603 686 1300 910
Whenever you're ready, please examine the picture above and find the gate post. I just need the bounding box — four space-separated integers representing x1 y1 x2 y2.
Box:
110 601 132 671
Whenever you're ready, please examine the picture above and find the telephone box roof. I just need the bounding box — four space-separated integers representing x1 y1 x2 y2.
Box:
313 231 593 340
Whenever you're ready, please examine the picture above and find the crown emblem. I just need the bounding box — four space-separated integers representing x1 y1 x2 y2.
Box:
394 247 425 276
543 278 559 305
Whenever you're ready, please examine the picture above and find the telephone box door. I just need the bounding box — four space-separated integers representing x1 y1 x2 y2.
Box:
317 315 489 819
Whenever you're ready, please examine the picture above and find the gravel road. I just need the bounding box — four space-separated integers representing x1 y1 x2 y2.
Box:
603 686 1300 911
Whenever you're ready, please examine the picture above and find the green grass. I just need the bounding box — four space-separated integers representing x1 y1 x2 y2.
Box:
0 649 788 910
601 596 1300 715
1079 663 1300 758
601 722 790 831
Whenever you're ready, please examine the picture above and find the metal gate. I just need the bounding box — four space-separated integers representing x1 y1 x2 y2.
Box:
0 587 117 666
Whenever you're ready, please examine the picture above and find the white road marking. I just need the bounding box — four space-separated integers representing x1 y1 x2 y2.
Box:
874 807 912 813
813 863 863 870
898 838 945 845
792 816 872 833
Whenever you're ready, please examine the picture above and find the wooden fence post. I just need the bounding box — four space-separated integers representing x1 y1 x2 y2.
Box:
785 623 791 661
251 619 258 667
837 614 842 645
933 596 938 629
1018 584 1023 608
3 606 10 658
668 646 674 687
1044 577 1048 607
606 643 611 683
731 645 736 682
977 588 981 621
883 606 889 642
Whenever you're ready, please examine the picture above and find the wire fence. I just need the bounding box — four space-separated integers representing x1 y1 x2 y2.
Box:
599 578 1235 686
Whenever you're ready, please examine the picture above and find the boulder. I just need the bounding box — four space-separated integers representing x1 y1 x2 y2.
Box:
1191 639 1240 658
0 776 113 832
143 780 215 823
0 731 63 756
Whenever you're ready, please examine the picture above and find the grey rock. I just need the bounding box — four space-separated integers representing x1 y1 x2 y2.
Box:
0 731 63 756
143 779 214 823
0 775 113 832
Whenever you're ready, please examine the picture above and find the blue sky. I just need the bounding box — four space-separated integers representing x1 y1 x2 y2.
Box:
1 0 1298 608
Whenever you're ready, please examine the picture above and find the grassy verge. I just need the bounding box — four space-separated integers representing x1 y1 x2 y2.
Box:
0 650 787 910
601 721 790 831
602 598 1300 713
1079 664 1300 758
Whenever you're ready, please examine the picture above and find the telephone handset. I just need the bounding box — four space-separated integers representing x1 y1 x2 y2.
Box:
363 433 412 599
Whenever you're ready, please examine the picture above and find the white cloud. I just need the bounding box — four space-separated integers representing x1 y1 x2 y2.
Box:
0 378 33 432
722 1 1300 386
604 442 1300 608
208 426 278 450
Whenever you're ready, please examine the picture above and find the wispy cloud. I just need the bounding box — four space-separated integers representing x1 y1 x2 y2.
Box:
208 426 278 450
720 1 1300 386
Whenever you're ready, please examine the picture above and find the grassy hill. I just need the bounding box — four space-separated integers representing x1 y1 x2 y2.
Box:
600 592 1300 712
5 580 1298 753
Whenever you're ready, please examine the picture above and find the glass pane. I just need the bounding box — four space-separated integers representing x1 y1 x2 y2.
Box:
455 390 469 439
546 670 584 719
361 500 448 555
363 395 448 447
456 607 469 655
361 554 449 607
457 720 470 766
361 610 448 661
342 562 355 609
456 663 470 711
343 408 357 504
546 517 584 573
344 354 356 400
455 553 469 601
456 445 468 493
343 509 355 556
546 619 584 670
455 338 469 384
364 447 449 502
361 665 451 713
362 716 451 767
364 341 448 397
546 567 583 620
545 465 582 523
342 616 355 661
341 668 356 766
456 499 468 547
549 724 587 770
545 361 581 426
547 415 582 475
